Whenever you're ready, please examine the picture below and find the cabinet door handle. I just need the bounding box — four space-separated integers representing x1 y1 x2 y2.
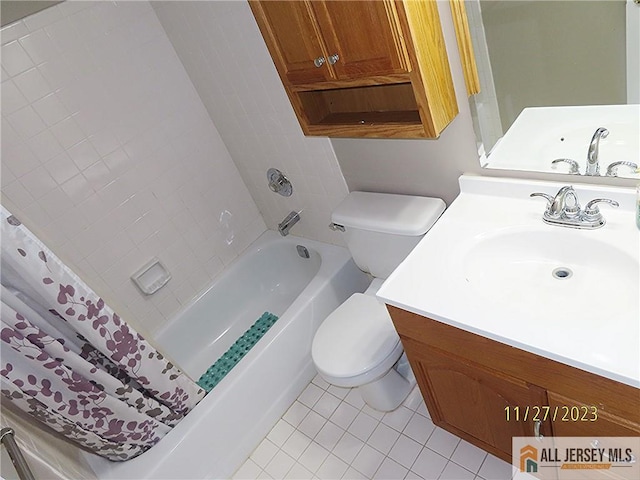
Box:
328 53 339 65
313 56 325 68
534 420 543 439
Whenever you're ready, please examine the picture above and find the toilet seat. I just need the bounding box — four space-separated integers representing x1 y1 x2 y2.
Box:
312 293 403 387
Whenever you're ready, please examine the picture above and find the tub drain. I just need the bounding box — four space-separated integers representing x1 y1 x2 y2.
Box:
552 267 573 280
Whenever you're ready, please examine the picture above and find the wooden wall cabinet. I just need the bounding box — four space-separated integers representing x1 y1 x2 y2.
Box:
389 306 640 463
249 0 459 138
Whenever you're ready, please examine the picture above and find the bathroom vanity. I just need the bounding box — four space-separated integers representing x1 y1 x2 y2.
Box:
388 306 640 463
377 175 640 463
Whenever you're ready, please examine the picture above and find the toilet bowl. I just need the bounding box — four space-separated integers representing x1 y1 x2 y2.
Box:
311 192 445 412
312 281 414 411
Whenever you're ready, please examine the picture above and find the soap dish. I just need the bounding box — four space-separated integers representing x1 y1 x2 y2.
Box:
131 258 171 295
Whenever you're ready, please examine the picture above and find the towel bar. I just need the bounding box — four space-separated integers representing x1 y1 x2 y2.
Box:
1 427 36 480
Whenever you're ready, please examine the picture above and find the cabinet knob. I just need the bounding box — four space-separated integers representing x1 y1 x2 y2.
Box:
313 56 325 68
328 53 339 65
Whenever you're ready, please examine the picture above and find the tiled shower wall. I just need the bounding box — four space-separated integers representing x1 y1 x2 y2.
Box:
1 1 266 337
152 1 350 245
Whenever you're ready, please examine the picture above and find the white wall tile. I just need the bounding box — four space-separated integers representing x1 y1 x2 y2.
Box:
13 67 51 102
7 105 47 139
1 1 265 344
19 165 57 198
1 20 29 45
31 93 69 126
18 28 60 64
1 79 29 114
1 40 35 76
2 142 40 177
49 114 85 149
26 129 63 163
152 1 350 245
22 4 63 32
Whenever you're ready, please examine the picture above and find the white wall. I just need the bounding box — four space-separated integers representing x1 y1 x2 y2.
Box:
1 1 266 338
151 1 350 246
150 0 483 211
332 0 481 206
480 0 626 132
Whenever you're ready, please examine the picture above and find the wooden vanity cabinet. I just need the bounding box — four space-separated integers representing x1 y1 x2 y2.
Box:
405 339 550 460
249 0 458 138
389 306 640 463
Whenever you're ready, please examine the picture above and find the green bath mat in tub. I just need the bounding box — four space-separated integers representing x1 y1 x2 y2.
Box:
197 312 279 392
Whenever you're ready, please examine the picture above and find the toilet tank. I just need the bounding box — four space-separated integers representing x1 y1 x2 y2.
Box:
331 192 445 278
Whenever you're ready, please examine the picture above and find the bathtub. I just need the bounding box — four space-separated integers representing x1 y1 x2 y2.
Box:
84 231 369 479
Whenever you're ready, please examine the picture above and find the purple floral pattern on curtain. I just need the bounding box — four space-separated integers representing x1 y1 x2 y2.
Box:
0 207 205 460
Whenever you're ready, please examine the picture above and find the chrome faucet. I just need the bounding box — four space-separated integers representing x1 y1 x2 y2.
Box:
530 185 619 229
584 127 609 176
278 211 300 236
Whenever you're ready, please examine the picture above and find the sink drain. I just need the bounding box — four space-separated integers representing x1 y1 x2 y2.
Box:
552 267 573 280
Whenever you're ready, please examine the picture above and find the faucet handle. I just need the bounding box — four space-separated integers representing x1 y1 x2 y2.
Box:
551 158 580 175
584 198 619 217
530 192 554 211
606 161 639 177
583 198 619 225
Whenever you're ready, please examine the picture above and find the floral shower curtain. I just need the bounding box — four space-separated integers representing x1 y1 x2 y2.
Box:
0 207 205 461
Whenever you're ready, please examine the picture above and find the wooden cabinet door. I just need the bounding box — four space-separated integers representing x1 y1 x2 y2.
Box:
310 0 409 80
251 1 335 85
548 392 640 438
408 342 548 461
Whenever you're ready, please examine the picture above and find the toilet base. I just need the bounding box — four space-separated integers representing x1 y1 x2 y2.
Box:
359 365 415 412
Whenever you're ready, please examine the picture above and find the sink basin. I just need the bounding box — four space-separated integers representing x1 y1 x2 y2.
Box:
378 175 640 387
462 229 638 321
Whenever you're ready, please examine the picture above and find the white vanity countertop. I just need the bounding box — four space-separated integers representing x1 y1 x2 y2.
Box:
377 175 640 388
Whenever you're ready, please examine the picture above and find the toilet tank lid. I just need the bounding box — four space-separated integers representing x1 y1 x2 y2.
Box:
331 192 446 236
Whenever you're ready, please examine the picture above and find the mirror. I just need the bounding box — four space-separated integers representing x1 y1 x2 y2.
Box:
463 0 640 179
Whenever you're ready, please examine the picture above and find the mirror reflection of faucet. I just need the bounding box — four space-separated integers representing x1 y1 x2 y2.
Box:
549 127 638 177
584 127 609 176
606 161 639 177
551 158 580 175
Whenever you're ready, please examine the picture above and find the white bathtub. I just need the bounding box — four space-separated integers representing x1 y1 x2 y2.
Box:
85 231 369 479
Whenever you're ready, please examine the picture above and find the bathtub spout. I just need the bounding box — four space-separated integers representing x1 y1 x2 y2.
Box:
278 211 300 236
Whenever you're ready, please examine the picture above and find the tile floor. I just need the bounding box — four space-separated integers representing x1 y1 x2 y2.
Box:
233 375 517 480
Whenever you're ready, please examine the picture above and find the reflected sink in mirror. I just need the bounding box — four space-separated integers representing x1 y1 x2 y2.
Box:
460 0 640 178
462 228 638 321
484 105 640 178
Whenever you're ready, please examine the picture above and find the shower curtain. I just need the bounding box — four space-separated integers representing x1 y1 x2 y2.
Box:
0 207 205 461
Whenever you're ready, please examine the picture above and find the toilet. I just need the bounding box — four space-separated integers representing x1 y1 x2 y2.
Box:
312 191 445 412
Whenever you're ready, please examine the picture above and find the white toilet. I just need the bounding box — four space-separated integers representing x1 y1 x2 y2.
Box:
312 191 445 411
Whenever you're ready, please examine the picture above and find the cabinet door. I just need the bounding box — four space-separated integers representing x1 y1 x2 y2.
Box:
310 0 409 80
251 1 334 85
408 343 548 461
548 392 640 437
